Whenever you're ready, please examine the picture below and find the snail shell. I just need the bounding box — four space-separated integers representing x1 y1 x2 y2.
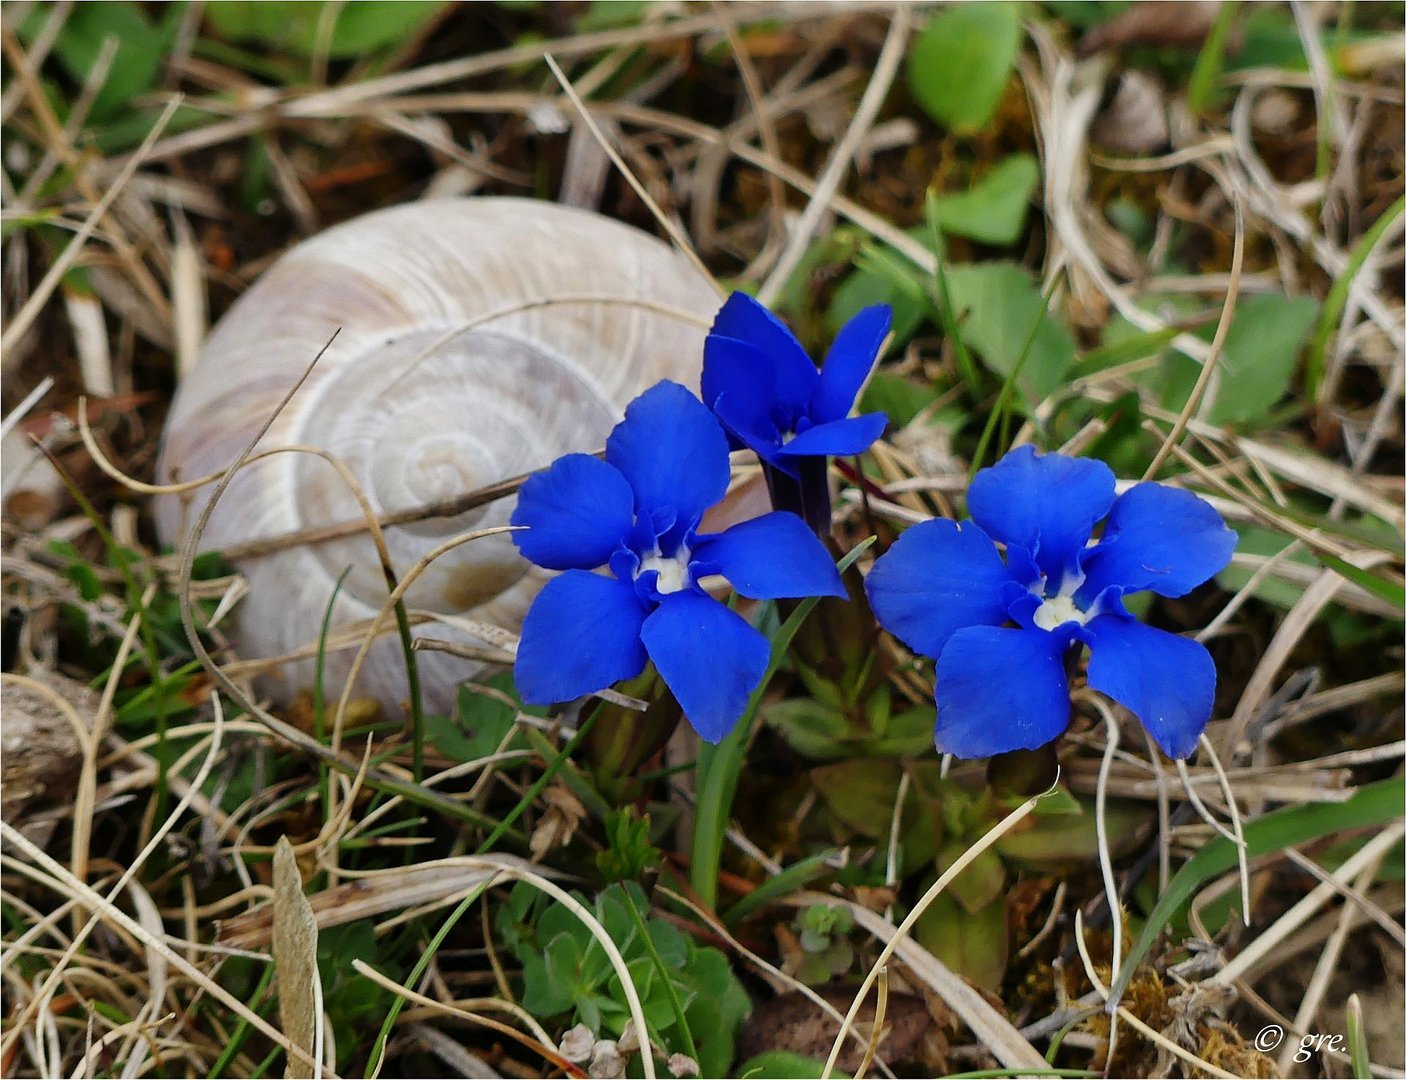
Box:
155 197 719 715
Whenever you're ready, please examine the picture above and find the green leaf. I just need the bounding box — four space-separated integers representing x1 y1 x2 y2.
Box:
38 2 181 123
521 937 576 1016
1166 293 1320 425
682 947 751 1076
937 840 1007 914
574 1 652 31
908 3 1023 133
740 1052 850 1079
1111 776 1406 1006
914 889 1009 990
1042 1 1133 27
867 705 940 758
205 1 446 60
928 154 1040 246
943 262 1076 403
828 240 932 348
435 675 527 760
996 795 1150 866
321 2 446 54
812 759 902 838
859 372 943 429
764 699 855 759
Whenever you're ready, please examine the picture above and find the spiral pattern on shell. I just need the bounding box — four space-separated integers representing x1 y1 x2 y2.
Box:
155 197 720 714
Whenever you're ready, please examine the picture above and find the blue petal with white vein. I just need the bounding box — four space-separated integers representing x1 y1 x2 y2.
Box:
510 380 844 743
866 446 1236 760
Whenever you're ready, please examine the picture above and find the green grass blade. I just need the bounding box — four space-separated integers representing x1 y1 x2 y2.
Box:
1188 1 1239 115
476 706 602 855
314 566 354 828
363 882 492 1078
1075 316 1217 379
207 964 276 1077
1306 193 1406 400
1345 993 1370 1078
622 887 699 1063
969 270 1063 478
1110 775 1404 1006
690 539 876 909
723 849 839 928
924 190 982 395
1316 552 1406 609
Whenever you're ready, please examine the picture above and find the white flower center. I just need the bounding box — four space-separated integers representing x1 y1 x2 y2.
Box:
637 549 691 594
1032 591 1090 631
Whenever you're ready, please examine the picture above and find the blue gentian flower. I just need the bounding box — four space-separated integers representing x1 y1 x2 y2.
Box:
864 446 1237 760
702 292 892 533
510 380 845 742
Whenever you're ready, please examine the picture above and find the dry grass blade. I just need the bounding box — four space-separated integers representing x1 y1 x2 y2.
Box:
1 818 324 1076
0 376 54 438
273 837 323 1079
352 962 581 1077
1213 821 1406 986
818 790 1051 1076
1 95 183 354
1143 198 1244 479
1222 551 1395 756
757 4 911 307
219 855 557 949
1073 911 1239 1079
543 54 722 300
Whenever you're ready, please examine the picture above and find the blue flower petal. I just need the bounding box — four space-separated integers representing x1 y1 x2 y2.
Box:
641 591 770 743
966 446 1116 585
691 511 844 600
811 305 891 424
511 454 635 570
713 391 788 470
709 292 820 409
514 571 649 705
1077 483 1237 604
935 625 1074 757
701 335 785 447
775 413 888 458
1082 614 1214 760
866 519 1013 660
605 381 731 539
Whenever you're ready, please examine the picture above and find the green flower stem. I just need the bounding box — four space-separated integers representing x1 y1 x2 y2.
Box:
621 887 700 1065
690 541 875 909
